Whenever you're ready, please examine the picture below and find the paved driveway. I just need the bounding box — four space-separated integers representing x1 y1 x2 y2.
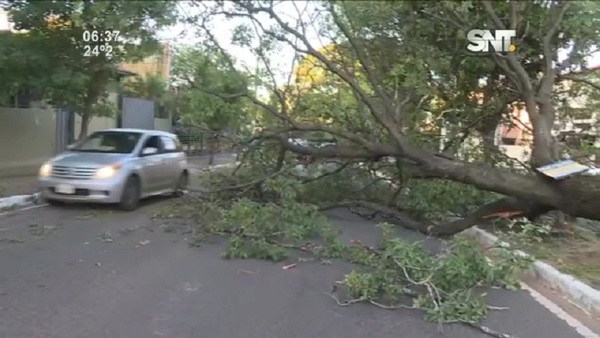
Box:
0 195 596 338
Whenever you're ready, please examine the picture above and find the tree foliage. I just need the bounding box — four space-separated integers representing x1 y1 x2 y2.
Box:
0 0 177 138
157 149 531 337
190 0 600 223
170 45 251 134
123 74 169 103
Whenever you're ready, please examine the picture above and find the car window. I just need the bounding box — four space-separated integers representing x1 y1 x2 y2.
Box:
173 137 183 152
141 135 163 155
73 131 142 154
160 136 178 153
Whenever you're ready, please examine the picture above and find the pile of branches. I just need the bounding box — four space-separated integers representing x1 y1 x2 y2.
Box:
156 147 534 338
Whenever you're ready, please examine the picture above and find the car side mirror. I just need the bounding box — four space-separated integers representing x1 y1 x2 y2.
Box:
142 147 158 156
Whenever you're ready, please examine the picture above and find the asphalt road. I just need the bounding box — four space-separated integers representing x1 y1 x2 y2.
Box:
0 155 596 338
0 202 595 338
187 153 238 168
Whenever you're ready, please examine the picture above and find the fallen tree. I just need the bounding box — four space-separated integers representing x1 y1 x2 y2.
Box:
164 149 533 337
158 1 600 333
183 0 600 234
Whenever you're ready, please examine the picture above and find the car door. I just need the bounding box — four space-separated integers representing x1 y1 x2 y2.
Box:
138 135 166 194
159 136 183 188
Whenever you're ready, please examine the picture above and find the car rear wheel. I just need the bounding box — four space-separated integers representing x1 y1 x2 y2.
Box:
172 171 189 197
119 176 140 211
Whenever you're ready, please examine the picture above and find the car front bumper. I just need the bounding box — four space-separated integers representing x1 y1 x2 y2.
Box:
39 176 125 203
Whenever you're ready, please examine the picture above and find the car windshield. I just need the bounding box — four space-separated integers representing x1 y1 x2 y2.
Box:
72 131 142 154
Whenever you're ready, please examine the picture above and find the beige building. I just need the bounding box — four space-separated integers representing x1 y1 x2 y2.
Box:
120 43 172 82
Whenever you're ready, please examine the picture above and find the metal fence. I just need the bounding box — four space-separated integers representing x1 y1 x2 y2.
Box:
173 126 233 156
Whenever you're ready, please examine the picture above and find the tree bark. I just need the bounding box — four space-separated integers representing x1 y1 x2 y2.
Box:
77 60 109 141
321 197 554 236
274 135 600 223
476 113 503 163
78 113 90 140
208 133 216 165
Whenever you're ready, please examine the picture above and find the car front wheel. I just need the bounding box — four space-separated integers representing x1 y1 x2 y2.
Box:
119 176 141 211
172 171 189 197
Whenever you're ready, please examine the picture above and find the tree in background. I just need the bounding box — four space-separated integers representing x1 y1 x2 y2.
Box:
1 0 177 139
170 45 251 163
122 73 175 121
123 74 170 103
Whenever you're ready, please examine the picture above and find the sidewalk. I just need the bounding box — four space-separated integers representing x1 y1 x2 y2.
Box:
0 174 39 197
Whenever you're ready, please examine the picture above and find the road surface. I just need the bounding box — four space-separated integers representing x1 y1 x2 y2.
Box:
0 158 598 338
0 205 596 338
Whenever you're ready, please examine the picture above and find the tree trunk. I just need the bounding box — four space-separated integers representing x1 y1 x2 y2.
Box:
78 113 90 140
277 135 600 223
476 113 503 163
78 64 108 141
477 69 503 162
200 131 204 153
414 150 600 221
208 133 215 166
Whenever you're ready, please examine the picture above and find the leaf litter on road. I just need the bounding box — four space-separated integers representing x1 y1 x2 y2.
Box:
117 225 139 236
98 231 114 243
0 237 25 244
282 263 297 270
135 240 151 248
28 223 58 236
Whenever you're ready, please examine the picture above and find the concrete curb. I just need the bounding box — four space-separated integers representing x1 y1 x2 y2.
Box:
462 226 600 317
0 192 42 211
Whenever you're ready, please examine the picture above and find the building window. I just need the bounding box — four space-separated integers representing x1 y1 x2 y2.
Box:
500 137 517 145
154 103 170 119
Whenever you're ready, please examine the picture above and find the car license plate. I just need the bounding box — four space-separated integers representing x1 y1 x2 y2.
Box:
55 184 75 194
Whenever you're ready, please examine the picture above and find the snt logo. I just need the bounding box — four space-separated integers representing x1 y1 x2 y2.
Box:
466 29 517 53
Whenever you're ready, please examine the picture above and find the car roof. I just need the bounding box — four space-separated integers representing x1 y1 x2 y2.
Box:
103 128 178 138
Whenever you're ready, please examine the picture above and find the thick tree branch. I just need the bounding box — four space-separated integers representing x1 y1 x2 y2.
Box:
539 2 571 99
320 197 554 236
481 1 535 100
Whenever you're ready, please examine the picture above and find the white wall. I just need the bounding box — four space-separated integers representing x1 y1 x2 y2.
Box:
154 118 172 132
0 107 57 176
499 145 531 162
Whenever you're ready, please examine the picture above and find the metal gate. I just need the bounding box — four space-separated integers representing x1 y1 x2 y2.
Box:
121 96 155 130
54 108 74 154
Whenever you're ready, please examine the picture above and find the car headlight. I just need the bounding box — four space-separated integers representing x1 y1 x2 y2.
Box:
94 165 121 179
39 163 52 177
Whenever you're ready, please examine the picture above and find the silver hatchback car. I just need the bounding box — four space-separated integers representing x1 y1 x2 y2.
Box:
38 128 189 210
